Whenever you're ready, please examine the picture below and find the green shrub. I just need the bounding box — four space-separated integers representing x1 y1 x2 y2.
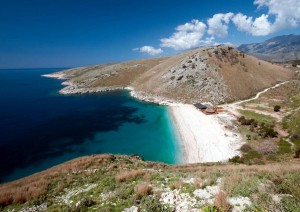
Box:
294 149 300 158
240 144 252 152
277 140 292 155
202 205 218 212
229 156 243 163
139 196 172 212
274 105 281 112
279 196 300 211
73 197 96 212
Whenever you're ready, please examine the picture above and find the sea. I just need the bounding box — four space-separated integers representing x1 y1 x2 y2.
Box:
0 68 181 183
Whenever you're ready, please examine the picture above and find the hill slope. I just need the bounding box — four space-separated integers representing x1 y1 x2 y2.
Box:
134 46 293 103
238 34 300 62
47 46 294 104
1 154 300 211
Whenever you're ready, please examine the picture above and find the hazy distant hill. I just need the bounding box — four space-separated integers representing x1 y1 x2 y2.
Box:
238 34 300 62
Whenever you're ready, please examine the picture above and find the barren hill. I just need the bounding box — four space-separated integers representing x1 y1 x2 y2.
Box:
50 46 294 104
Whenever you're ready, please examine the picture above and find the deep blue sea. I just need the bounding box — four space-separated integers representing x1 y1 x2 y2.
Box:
0 68 181 183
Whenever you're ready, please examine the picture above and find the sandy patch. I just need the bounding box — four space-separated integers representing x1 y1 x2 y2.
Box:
170 104 242 163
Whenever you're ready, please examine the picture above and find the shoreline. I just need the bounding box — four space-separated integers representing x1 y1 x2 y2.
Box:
42 73 175 104
169 104 243 163
43 72 243 163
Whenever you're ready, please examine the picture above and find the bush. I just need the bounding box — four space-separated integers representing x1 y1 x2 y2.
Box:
256 140 278 155
274 105 281 112
251 120 258 127
294 149 300 158
135 183 153 200
238 116 245 122
291 133 299 141
246 134 251 140
73 198 96 212
279 196 300 211
239 116 256 126
139 196 172 212
229 156 243 163
214 191 231 211
240 144 252 152
262 127 278 138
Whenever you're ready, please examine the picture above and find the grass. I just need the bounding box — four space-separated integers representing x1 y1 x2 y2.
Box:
1 154 300 211
115 170 147 182
214 191 230 212
283 111 300 149
238 109 274 124
277 140 292 154
135 183 153 200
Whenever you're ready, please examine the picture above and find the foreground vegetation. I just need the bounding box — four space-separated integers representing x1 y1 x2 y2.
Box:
1 154 300 212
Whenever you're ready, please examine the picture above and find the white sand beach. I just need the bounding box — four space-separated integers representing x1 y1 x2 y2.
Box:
170 104 242 163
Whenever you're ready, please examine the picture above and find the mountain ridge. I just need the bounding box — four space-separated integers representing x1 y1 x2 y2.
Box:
238 34 300 62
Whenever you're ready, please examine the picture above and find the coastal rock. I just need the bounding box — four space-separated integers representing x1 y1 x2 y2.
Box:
159 189 198 212
19 203 47 212
123 206 138 212
228 196 252 212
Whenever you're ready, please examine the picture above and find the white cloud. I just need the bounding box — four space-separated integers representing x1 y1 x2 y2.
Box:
232 0 300 36
207 13 234 37
160 19 206 50
232 13 271 36
134 46 163 55
232 13 253 33
199 36 215 45
255 0 300 32
137 0 300 53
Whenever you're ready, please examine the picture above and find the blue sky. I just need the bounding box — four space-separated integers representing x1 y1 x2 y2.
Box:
0 0 299 68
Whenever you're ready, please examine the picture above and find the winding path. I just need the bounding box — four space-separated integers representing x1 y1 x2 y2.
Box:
222 80 292 119
232 81 291 105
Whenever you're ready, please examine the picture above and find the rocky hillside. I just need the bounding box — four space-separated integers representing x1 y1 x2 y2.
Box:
49 46 294 104
238 34 300 62
133 46 293 104
1 154 300 211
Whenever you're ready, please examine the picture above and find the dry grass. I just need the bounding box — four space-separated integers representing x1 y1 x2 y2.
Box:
194 178 202 188
170 180 184 190
214 191 231 212
0 177 49 205
65 57 168 88
115 170 146 182
207 48 294 100
135 183 153 199
168 159 300 175
0 154 115 206
1 153 300 209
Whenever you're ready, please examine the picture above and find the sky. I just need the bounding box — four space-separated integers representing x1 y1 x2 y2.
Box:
0 0 300 69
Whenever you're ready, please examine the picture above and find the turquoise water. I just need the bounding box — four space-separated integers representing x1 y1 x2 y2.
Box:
0 68 181 182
